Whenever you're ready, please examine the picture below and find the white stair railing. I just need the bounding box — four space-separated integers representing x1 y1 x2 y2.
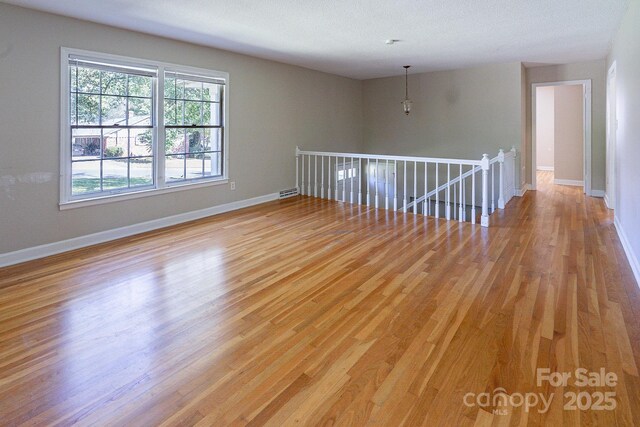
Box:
294 146 517 227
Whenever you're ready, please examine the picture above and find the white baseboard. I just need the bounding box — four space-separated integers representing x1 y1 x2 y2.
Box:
604 193 613 208
554 179 584 187
515 184 530 197
591 190 605 198
537 166 554 171
614 216 640 288
0 192 279 268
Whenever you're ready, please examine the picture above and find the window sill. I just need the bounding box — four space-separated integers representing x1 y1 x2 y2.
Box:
59 178 229 210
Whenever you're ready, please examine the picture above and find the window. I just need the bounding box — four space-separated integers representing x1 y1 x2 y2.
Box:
68 57 155 195
61 49 228 207
337 164 358 181
164 72 224 183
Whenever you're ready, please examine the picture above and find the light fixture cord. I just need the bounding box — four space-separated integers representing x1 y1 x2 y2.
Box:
405 67 408 99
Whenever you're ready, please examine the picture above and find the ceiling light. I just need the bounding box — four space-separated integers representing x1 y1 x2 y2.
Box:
402 65 412 115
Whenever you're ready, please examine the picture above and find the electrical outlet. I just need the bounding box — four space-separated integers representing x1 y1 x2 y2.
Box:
230 181 236 190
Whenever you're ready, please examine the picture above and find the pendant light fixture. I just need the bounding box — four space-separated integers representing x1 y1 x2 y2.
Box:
402 65 412 115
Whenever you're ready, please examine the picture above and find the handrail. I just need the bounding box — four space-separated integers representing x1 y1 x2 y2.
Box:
296 148 482 166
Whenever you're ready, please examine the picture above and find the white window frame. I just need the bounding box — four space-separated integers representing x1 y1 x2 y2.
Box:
59 47 230 209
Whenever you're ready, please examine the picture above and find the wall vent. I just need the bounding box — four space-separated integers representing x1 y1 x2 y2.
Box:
279 188 299 199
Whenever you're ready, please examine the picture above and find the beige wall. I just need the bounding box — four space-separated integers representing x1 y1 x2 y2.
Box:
362 62 525 188
553 85 584 182
525 60 606 190
536 87 555 169
608 0 640 278
0 3 363 254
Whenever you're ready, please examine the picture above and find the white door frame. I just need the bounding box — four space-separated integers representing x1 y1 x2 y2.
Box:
531 80 592 195
606 62 617 209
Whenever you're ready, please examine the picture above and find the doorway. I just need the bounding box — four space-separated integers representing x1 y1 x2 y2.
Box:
531 80 592 195
606 63 617 210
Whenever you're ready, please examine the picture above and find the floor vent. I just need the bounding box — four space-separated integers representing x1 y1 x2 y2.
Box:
279 188 299 199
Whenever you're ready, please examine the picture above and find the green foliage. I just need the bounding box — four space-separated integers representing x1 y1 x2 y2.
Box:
137 130 154 154
71 65 152 125
72 66 219 155
104 146 124 158
83 139 101 156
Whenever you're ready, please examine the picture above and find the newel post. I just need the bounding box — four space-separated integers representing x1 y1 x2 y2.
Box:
481 154 490 227
511 146 517 199
295 146 300 194
498 149 505 209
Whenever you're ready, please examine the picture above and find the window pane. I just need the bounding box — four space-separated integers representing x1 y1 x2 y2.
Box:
186 129 205 153
70 93 77 125
186 154 204 179
204 152 222 177
184 80 202 100
77 67 100 94
165 155 185 181
202 128 222 152
130 157 153 187
202 83 221 102
183 101 202 126
165 128 185 154
72 129 102 160
128 97 152 126
202 102 211 125
101 71 127 96
77 94 100 125
103 128 129 158
204 102 222 126
175 79 185 99
102 159 129 190
128 75 152 98
201 128 211 151
101 95 127 125
134 130 153 156
72 160 101 195
164 99 183 126
70 66 78 93
164 76 176 99
164 99 176 125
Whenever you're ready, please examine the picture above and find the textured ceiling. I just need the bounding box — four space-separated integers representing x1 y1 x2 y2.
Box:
1 0 630 79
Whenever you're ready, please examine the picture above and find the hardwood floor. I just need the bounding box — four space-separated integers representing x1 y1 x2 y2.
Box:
1 171 639 426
